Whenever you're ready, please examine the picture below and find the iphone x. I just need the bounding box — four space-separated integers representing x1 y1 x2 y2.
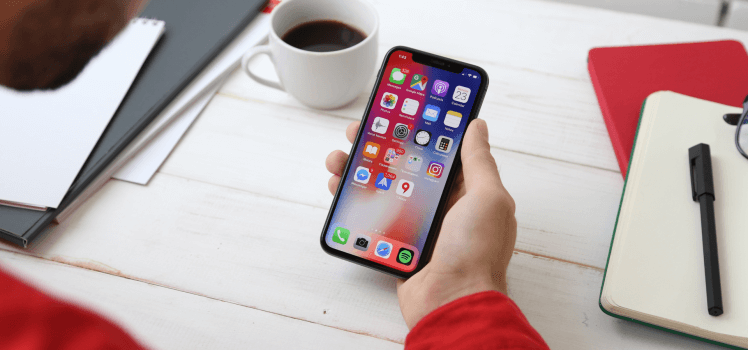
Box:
320 46 489 278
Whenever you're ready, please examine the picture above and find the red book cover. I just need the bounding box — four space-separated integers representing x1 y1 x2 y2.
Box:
588 40 748 177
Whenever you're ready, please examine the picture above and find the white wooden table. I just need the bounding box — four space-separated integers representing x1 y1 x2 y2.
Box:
2 0 747 349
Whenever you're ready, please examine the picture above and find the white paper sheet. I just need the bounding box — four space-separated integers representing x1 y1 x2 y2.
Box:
0 19 164 209
112 12 271 185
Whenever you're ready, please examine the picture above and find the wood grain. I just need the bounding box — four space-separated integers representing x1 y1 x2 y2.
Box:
0 249 402 350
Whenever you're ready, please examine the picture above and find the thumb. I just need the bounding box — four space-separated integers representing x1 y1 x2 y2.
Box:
460 119 503 191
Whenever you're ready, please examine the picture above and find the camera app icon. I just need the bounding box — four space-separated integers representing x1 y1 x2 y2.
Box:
427 161 444 178
354 234 370 251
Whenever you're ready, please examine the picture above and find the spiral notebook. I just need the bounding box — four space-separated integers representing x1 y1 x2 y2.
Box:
0 18 165 210
601 91 748 349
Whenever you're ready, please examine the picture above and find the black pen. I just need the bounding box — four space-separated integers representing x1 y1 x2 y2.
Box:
689 143 723 316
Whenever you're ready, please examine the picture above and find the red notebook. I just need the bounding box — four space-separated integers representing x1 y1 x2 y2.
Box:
588 40 748 177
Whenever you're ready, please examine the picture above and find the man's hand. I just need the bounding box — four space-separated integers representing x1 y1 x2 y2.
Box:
325 119 517 329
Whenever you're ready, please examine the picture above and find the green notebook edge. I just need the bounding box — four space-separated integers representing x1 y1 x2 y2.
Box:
596 92 744 350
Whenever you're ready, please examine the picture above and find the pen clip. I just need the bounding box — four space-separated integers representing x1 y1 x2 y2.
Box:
689 154 698 201
688 143 715 202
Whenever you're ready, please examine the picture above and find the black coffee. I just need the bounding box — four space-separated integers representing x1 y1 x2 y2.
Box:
282 20 366 52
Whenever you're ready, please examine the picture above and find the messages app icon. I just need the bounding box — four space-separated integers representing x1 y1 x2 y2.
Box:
389 68 406 84
332 227 350 245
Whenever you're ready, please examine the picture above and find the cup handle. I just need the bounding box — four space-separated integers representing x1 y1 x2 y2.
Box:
241 45 284 91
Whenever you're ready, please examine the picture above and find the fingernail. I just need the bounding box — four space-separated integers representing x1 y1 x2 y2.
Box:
475 119 489 141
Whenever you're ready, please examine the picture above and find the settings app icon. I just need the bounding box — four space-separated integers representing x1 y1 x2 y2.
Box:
393 123 409 140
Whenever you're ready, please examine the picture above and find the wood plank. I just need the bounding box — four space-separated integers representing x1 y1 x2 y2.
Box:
0 185 723 348
0 249 401 350
221 0 748 171
159 95 623 268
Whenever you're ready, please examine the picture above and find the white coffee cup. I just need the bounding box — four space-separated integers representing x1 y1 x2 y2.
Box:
241 0 379 110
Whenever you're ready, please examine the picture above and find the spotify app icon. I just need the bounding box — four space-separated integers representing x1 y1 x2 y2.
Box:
397 248 414 265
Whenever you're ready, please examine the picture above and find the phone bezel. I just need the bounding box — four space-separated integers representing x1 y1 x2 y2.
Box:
319 46 490 279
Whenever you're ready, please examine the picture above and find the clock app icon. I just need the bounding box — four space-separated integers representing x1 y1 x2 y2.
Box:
414 129 431 146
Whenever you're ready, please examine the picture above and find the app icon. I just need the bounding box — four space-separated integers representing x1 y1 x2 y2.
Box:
375 173 393 190
431 80 449 97
414 129 431 146
410 74 428 91
383 148 401 164
332 227 350 245
401 98 419 116
393 123 409 140
396 180 414 197
444 111 462 128
389 68 406 85
371 117 389 134
354 234 370 251
427 161 444 178
453 86 471 103
354 166 371 184
375 241 393 259
405 155 424 172
422 104 440 122
363 142 380 158
397 248 414 265
381 92 398 109
436 136 453 153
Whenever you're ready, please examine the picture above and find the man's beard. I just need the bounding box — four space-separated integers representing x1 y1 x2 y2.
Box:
4 0 127 91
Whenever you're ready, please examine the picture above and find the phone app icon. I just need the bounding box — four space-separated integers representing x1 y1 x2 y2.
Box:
383 148 401 164
397 248 414 265
406 155 424 172
375 173 393 190
422 104 440 122
393 123 409 140
354 234 370 251
396 180 414 197
371 117 389 134
389 68 406 85
332 227 350 245
363 142 380 158
414 129 431 146
427 161 444 178
431 80 449 97
381 92 398 109
444 111 462 128
453 86 471 103
375 241 393 259
436 136 453 153
410 74 428 91
401 98 419 116
354 166 371 184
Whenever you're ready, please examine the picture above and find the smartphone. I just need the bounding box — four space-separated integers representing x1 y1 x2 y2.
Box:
320 46 489 278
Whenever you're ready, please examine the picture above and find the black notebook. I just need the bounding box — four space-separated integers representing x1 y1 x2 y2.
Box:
0 0 266 246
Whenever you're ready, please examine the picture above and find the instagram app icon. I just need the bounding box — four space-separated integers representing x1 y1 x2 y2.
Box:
431 80 449 97
427 161 444 178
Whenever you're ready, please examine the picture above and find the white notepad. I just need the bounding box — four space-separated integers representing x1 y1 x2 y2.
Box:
0 18 164 209
601 91 748 348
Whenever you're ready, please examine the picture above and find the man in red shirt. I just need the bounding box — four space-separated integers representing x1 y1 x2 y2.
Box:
0 1 549 348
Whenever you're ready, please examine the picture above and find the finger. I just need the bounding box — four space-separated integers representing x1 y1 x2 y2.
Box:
325 150 349 176
328 175 341 195
460 119 503 191
346 121 361 144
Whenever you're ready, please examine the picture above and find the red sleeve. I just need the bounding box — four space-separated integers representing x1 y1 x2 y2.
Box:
405 291 549 350
0 266 148 350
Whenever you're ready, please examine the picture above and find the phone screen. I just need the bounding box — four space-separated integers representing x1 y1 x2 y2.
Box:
323 49 484 273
